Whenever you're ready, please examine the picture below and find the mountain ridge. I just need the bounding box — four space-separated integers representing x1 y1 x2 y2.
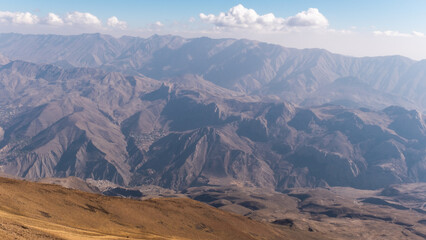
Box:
0 58 424 190
0 33 424 111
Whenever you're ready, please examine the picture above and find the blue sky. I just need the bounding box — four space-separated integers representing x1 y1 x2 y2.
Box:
3 0 425 31
1 0 426 59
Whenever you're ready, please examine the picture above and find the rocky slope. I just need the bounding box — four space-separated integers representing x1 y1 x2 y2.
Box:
0 58 424 191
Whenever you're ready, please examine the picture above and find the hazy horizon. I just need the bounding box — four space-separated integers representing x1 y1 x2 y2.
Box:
1 1 426 60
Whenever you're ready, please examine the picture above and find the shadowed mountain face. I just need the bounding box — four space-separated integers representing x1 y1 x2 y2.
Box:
0 33 425 111
0 52 424 191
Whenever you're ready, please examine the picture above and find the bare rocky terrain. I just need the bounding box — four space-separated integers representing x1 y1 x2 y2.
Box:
185 184 426 239
0 56 424 190
0 33 425 239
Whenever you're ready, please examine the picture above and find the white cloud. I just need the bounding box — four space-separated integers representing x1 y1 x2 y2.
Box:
154 21 164 27
65 11 101 26
107 16 127 29
147 21 164 31
0 10 133 33
199 4 328 31
200 4 283 30
45 13 64 25
286 8 328 28
0 11 39 24
373 30 424 38
0 11 103 27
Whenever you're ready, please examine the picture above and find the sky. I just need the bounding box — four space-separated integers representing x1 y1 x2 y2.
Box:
1 0 426 60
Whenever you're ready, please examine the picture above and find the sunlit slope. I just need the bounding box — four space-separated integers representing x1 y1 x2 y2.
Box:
0 177 325 240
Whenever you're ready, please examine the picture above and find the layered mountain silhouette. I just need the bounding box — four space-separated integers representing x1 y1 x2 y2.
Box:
0 33 425 192
0 33 425 111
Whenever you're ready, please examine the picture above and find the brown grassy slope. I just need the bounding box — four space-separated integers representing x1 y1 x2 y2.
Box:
0 177 327 240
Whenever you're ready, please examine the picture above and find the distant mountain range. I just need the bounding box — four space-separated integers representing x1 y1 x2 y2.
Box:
0 33 424 191
0 33 425 111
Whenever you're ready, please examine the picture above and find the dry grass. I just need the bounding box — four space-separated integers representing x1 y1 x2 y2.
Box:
0 177 325 240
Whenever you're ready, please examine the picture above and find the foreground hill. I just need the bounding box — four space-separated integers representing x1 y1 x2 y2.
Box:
0 177 326 240
38 176 426 240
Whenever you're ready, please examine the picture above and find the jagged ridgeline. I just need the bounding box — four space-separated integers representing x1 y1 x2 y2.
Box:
0 33 424 190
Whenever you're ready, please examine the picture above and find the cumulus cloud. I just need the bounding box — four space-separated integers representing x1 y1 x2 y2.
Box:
0 11 39 24
45 13 64 25
200 4 283 30
199 4 328 31
286 8 328 28
65 11 101 26
107 16 127 29
0 10 131 31
374 30 424 37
